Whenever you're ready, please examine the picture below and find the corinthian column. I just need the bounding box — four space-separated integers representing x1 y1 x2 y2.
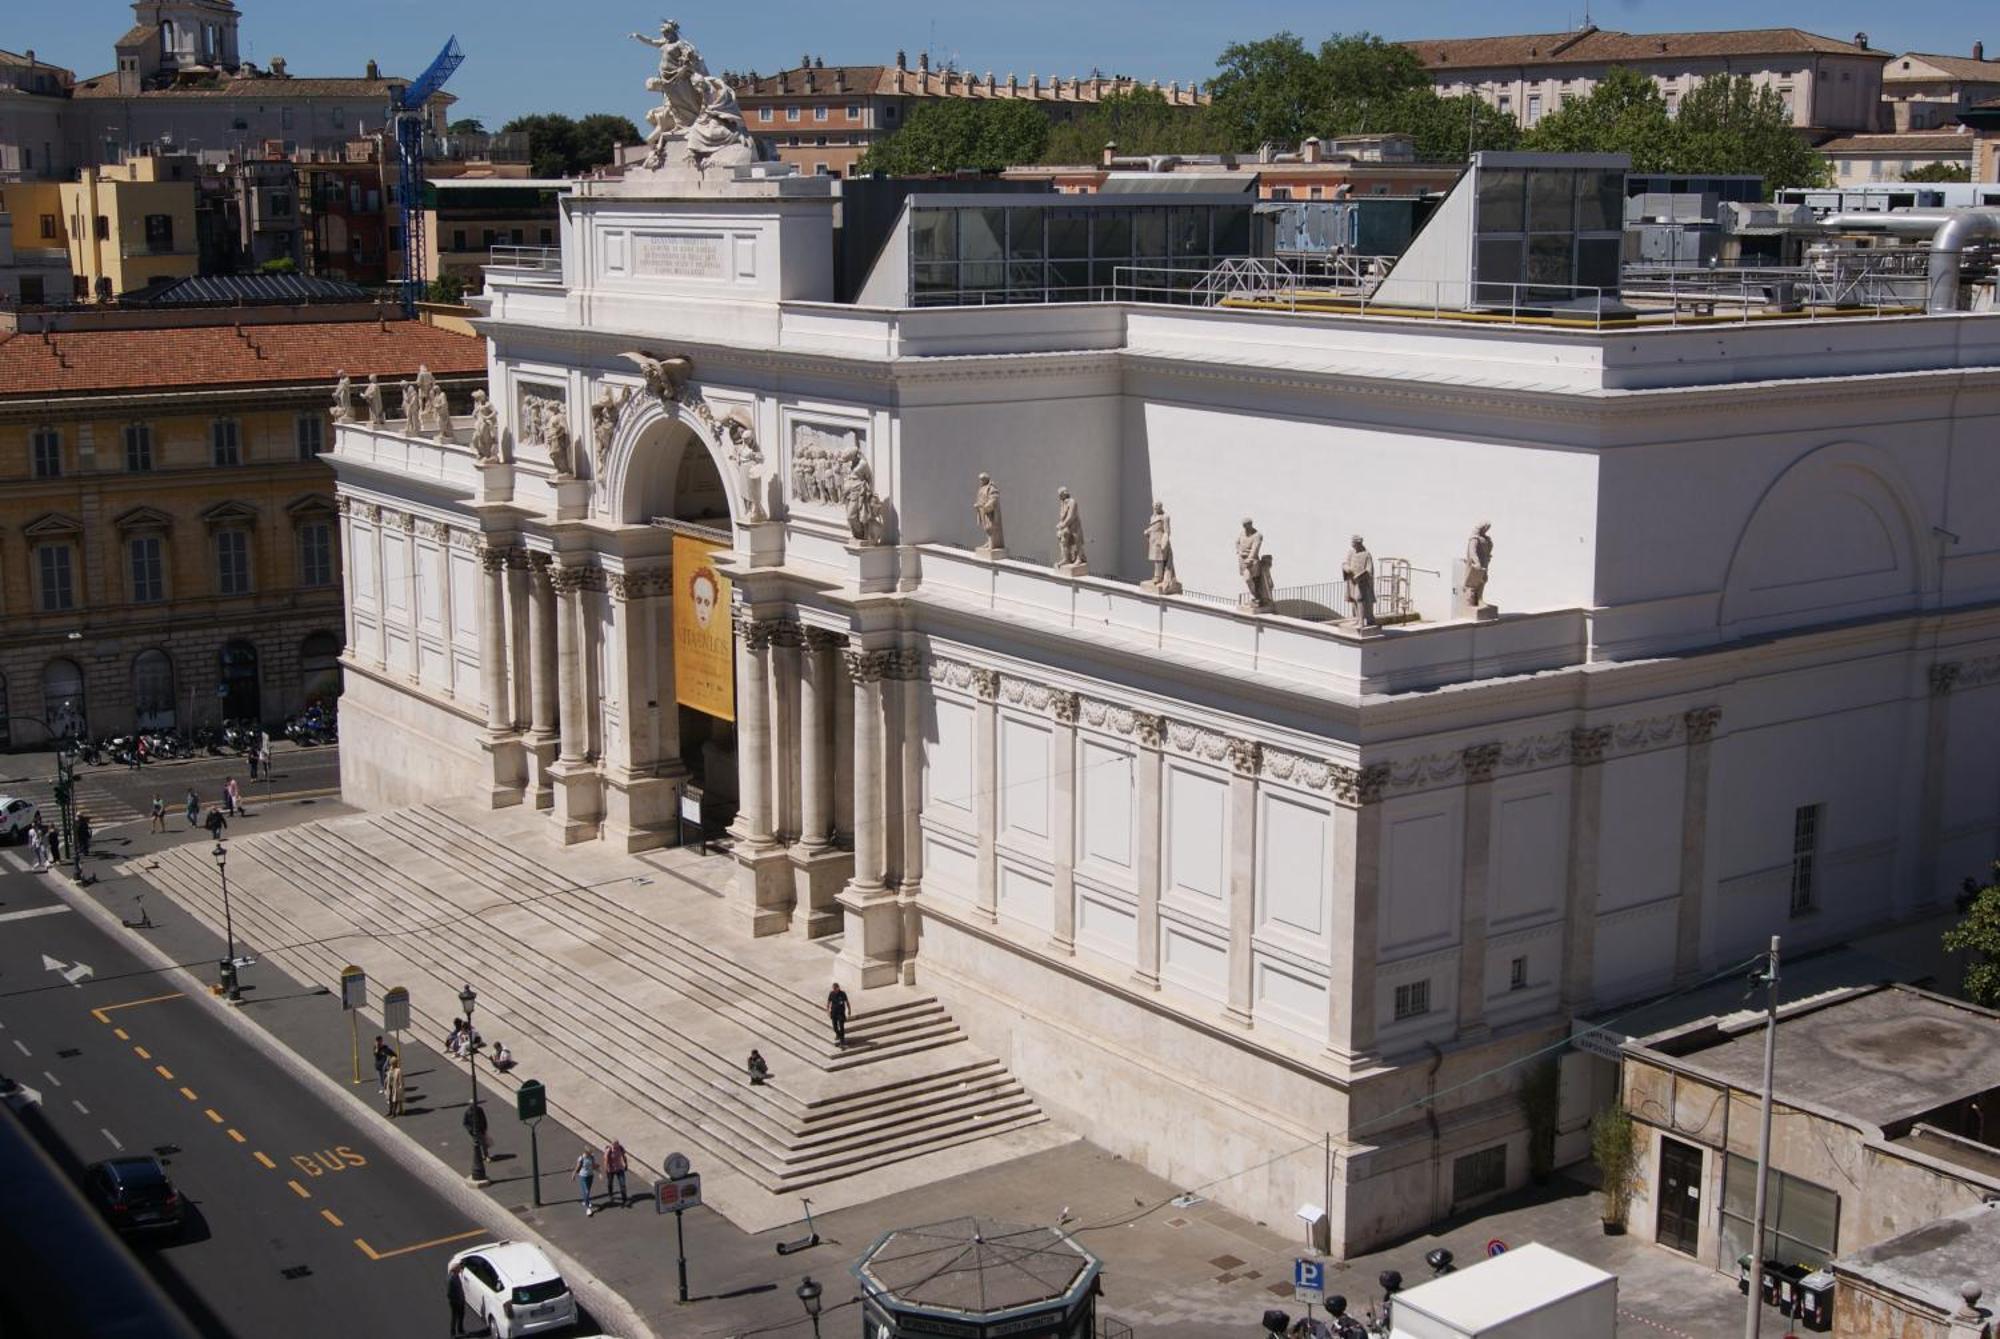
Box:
551 563 587 765
735 611 776 846
524 552 559 809
838 645 900 987
478 545 513 734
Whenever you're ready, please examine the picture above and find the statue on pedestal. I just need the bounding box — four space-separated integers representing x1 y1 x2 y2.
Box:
841 451 886 545
719 410 767 522
469 390 501 463
591 384 631 469
628 21 769 170
543 402 574 480
362 374 384 427
1054 487 1087 573
974 473 1005 555
1142 501 1180 594
1463 521 1494 609
1236 518 1273 611
330 371 354 422
1343 535 1377 627
428 384 453 443
399 379 420 427
414 363 436 413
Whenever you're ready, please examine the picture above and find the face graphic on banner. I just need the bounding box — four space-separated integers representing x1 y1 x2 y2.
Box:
689 567 719 628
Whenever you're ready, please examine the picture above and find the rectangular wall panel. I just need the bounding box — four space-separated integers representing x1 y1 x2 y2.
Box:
927 697 975 814
1492 788 1563 926
448 549 477 647
1162 920 1228 1000
418 545 443 628
1077 889 1138 963
382 535 409 613
1255 954 1330 1042
923 830 977 898
998 861 1053 933
1381 808 1455 950
1166 764 1227 902
1258 790 1330 939
1001 715 1052 840
1080 738 1135 870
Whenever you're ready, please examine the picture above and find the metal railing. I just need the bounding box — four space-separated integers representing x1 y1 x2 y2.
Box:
487 244 561 274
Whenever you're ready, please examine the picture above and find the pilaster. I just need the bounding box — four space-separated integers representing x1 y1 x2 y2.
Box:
547 561 601 844
790 627 848 939
1917 663 1959 911
1132 713 1165 990
972 667 1001 923
1455 742 1501 1041
732 610 791 936
1560 726 1611 1014
1225 736 1261 1028
1674 707 1722 981
476 542 527 807
838 646 901 988
524 551 559 810
1049 691 1080 956
1326 764 1387 1069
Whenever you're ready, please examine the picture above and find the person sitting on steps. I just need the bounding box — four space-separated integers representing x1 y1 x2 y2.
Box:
747 1049 770 1085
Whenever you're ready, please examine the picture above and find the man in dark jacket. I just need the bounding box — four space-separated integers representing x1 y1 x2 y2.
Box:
446 1261 467 1336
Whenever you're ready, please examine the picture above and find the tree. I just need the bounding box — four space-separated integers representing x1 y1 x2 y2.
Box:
857 99 1049 175
425 275 467 305
1206 32 1331 149
1369 89 1521 160
1526 67 1676 170
1590 1106 1641 1230
447 117 486 135
1042 88 1229 164
1943 864 2000 1006
1675 75 1829 192
1319 31 1428 113
501 112 640 177
1906 160 1972 182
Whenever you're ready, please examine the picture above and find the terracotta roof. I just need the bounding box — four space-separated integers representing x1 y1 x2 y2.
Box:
0 47 73 75
0 320 485 399
1816 131 1976 154
1885 52 2000 83
72 73 408 99
1407 26 1890 69
732 64 1208 105
114 24 160 50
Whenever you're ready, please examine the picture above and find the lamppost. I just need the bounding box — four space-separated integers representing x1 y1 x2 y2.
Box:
796 1277 823 1339
211 841 240 1002
460 982 487 1185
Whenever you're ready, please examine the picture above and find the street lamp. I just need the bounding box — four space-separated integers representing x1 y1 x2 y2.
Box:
459 982 487 1185
796 1277 823 1339
211 841 240 1003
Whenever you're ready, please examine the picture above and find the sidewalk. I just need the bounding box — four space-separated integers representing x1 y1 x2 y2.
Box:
69 798 1755 1338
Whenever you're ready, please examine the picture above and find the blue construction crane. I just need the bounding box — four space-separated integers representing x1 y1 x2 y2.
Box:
390 36 464 315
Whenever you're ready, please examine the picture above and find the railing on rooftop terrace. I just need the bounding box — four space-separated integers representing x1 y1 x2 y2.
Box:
486 244 561 275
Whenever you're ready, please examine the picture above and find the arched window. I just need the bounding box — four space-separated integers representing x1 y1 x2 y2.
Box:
133 650 176 730
299 632 343 706
42 658 86 740
218 641 260 724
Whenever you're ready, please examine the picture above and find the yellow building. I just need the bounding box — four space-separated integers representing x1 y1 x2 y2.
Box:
59 155 200 300
0 310 485 745
0 180 70 304
422 178 567 296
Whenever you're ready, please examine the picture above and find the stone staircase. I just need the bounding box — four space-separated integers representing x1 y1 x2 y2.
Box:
128 802 1057 1215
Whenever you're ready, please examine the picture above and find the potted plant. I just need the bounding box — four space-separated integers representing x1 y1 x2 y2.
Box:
1591 1106 1640 1234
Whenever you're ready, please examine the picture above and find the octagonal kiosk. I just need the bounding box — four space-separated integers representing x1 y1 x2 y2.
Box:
852 1217 1103 1339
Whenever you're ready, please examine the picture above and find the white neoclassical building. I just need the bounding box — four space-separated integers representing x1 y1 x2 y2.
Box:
327 129 2000 1251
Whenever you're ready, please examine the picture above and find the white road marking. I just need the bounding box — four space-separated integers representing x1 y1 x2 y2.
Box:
72 1099 89 1115
42 1070 61 1088
10 1039 28 1057
0 904 71 923
101 1128 123 1150
0 849 26 872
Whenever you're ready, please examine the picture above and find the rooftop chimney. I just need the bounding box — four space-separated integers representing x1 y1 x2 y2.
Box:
1302 136 1323 164
895 49 906 71
1101 140 1118 167
1854 31 1869 50
1977 40 1987 61
917 51 929 73
366 59 380 79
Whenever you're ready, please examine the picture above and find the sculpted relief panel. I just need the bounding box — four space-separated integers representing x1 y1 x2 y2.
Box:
790 423 863 508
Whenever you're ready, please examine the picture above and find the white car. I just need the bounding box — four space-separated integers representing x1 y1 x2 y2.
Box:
448 1241 578 1337
0 797 35 844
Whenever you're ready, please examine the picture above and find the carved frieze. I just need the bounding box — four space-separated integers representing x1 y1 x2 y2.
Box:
1461 742 1502 784
609 567 673 601
1684 705 1723 745
1932 662 1962 696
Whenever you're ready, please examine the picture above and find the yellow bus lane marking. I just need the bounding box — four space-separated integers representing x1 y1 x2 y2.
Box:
253 1151 276 1169
91 993 185 1024
353 1229 486 1262
287 1180 312 1199
320 1209 344 1228
227 1129 247 1143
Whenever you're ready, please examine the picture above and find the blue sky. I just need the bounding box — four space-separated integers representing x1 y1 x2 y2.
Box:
17 1 1998 128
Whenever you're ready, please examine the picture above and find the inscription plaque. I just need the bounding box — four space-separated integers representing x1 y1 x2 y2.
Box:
634 233 725 279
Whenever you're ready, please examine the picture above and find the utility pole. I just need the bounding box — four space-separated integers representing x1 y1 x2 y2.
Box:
1743 935 1781 1339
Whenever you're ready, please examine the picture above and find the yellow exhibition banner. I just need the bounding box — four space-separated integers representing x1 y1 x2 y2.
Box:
672 533 735 721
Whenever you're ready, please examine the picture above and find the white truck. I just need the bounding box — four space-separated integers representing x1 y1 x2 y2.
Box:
1388 1242 1616 1339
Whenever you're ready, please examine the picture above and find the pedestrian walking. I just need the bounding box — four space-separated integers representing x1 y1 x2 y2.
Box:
185 788 200 828
463 1100 490 1156
446 1262 468 1337
204 806 227 840
827 981 851 1046
574 1147 598 1215
373 1036 392 1093
74 813 92 859
224 777 241 816
747 1049 770 1085
27 825 46 871
385 1055 405 1116
603 1139 629 1207
247 747 260 781
129 737 143 771
150 794 166 833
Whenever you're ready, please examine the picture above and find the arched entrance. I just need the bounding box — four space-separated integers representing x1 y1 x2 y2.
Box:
299 631 343 707
218 640 261 724
42 658 86 740
132 649 176 730
621 411 739 829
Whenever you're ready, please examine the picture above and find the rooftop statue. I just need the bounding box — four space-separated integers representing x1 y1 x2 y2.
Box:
628 21 770 171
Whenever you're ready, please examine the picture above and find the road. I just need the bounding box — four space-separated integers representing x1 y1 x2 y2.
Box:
0 743 341 832
0 850 579 1338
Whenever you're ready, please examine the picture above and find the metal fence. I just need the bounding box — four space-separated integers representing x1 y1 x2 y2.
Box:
487 244 562 275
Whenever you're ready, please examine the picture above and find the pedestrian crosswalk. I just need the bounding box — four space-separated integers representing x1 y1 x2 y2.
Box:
0 779 146 827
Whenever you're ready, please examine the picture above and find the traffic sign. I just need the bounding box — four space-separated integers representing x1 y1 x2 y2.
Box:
381 986 411 1033
1293 1256 1326 1304
1486 1238 1509 1258
655 1173 703 1212
338 965 366 1011
516 1079 546 1122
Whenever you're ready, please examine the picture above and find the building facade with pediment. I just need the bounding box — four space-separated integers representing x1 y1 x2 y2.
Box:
327 140 2000 1252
